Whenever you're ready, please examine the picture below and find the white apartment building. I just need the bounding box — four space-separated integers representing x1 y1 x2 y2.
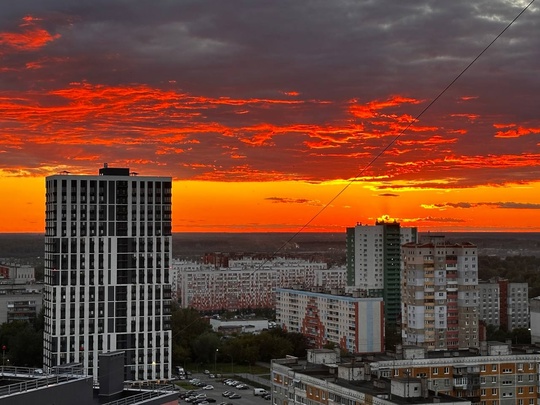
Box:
530 296 540 344
173 257 346 311
43 165 173 381
401 236 479 351
275 288 384 354
478 280 501 327
478 278 529 330
507 282 529 330
346 220 417 324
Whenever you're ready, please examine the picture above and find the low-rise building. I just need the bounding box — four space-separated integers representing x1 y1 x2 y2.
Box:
209 318 272 335
271 349 471 405
271 342 540 405
0 356 177 405
0 283 43 323
0 263 35 283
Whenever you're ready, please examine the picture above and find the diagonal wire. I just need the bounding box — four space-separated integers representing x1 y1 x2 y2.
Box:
249 0 536 276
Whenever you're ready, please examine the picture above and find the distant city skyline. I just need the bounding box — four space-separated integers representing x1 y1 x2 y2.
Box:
1 1 540 233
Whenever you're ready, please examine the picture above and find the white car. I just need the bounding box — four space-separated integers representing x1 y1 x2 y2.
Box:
203 385 214 390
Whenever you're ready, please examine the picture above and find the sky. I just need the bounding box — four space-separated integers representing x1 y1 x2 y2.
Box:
1 0 539 233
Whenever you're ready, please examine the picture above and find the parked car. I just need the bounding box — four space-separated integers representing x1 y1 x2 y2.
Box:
228 393 241 399
203 384 214 390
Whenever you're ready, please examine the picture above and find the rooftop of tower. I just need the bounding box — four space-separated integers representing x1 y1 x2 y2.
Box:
98 163 130 176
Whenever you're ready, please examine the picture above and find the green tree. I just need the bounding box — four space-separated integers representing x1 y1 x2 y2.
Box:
171 305 212 365
190 332 221 364
0 320 43 367
510 328 531 345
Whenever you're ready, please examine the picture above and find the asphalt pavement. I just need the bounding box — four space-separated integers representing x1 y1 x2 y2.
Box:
178 373 271 405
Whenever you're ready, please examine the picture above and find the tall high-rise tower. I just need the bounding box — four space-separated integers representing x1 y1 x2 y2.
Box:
401 236 479 350
43 165 172 381
346 219 417 325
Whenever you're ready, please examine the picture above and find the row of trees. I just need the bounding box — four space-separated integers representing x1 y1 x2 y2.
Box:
171 304 308 367
0 310 44 367
0 304 306 369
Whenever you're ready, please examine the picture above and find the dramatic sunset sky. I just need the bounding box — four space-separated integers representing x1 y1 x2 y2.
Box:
1 1 539 233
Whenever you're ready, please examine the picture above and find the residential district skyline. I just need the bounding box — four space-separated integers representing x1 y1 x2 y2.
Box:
1 1 540 233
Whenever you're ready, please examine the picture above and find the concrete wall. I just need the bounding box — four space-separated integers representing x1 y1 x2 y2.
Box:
0 376 94 405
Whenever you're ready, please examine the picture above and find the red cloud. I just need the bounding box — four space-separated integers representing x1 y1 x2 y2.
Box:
348 95 422 119
0 16 60 53
494 126 540 138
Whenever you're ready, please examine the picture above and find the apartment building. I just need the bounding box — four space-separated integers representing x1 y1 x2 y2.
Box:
401 236 479 351
346 219 417 324
505 280 529 330
478 281 501 327
173 257 346 311
43 165 173 381
369 342 539 405
271 342 540 405
275 288 384 354
271 349 471 405
479 278 529 330
530 297 540 345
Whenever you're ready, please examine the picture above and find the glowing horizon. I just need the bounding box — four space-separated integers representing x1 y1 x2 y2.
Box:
1 3 540 233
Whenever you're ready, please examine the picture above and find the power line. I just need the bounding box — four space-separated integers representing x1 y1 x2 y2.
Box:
249 0 536 276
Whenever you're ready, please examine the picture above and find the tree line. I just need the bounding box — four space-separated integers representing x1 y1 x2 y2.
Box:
171 304 308 368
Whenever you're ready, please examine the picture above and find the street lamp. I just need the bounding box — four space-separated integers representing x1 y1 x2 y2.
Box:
214 349 218 374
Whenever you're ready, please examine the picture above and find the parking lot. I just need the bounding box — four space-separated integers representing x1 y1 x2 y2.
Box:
177 373 271 404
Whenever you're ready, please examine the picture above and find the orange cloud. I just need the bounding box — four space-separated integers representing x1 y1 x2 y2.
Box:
422 202 540 210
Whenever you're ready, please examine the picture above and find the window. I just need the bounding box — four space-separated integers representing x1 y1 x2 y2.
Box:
492 364 497 372
444 367 450 374
433 367 439 375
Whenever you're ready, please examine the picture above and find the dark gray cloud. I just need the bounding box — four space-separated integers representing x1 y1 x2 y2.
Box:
265 197 322 206
0 0 539 187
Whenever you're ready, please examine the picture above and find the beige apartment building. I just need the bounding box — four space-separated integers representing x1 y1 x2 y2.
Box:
401 236 479 351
